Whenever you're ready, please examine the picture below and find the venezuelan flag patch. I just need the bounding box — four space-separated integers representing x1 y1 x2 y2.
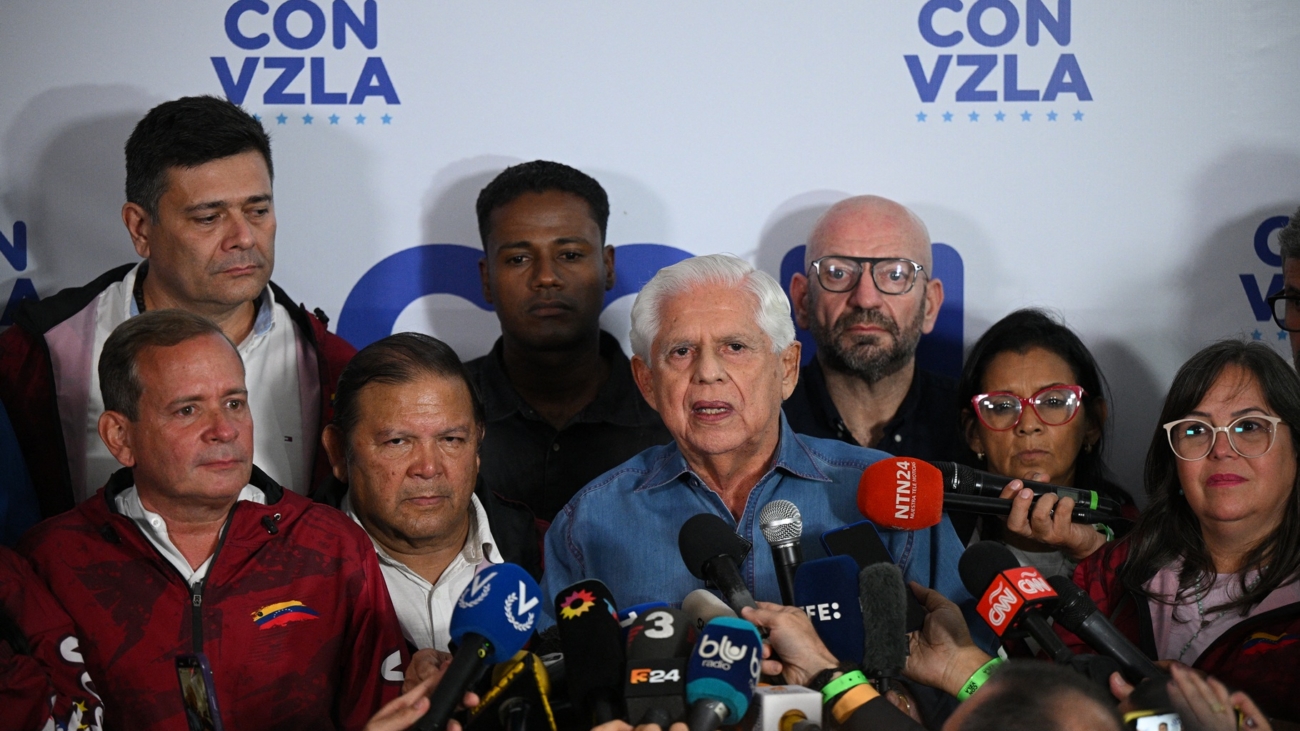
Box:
1240 631 1299 656
252 601 321 630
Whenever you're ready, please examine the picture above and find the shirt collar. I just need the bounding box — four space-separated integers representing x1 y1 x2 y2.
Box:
802 358 927 447
127 261 274 339
343 492 502 569
636 414 832 492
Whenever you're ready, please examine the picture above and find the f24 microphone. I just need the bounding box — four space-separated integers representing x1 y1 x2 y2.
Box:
682 589 736 631
958 542 1073 664
858 457 1113 531
759 500 804 606
1045 575 1165 685
792 556 864 665
932 461 1121 517
624 607 694 726
858 562 910 686
685 617 763 731
679 514 759 617
554 580 626 725
416 563 542 731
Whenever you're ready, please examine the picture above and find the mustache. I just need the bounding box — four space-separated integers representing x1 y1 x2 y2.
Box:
831 308 900 339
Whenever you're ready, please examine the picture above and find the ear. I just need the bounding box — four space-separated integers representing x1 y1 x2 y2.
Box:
478 256 494 306
98 411 137 468
961 408 985 457
631 355 659 413
919 277 945 335
321 424 349 483
789 273 811 330
122 203 152 259
779 342 802 400
602 245 616 291
1085 398 1108 450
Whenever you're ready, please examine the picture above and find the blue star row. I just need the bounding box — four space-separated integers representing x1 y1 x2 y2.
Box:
916 110 1085 122
1251 330 1289 342
252 113 393 126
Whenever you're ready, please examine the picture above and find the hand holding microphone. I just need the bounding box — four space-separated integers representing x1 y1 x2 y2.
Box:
739 602 838 686
997 475 1111 561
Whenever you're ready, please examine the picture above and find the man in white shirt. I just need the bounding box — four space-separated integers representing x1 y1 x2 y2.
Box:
321 332 540 651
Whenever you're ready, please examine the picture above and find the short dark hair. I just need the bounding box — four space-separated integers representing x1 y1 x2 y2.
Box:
1123 340 1300 615
100 310 239 421
956 660 1123 731
332 333 484 446
1281 206 1300 264
958 308 1128 503
475 160 610 249
125 95 273 222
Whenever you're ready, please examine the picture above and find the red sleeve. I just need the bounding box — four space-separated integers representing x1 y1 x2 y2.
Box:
334 526 407 731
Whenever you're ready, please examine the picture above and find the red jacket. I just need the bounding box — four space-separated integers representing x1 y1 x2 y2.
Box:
19 467 406 730
1057 539 1300 723
0 545 102 731
0 264 356 519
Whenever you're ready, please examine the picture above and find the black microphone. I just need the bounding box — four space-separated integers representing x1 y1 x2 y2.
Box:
759 500 804 606
624 607 694 726
858 562 910 689
679 514 759 617
821 521 926 633
554 580 626 725
959 542 1074 664
1045 575 1165 685
932 461 1121 517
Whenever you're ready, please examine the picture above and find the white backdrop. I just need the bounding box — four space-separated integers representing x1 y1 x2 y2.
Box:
2 0 1299 497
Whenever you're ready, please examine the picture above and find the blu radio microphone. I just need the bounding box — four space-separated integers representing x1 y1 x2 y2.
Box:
759 499 804 606
1045 575 1165 685
554 579 625 725
682 589 737 631
958 542 1072 663
624 607 694 726
792 556 864 664
858 457 1112 531
858 562 910 686
415 563 541 731
751 686 823 731
466 652 557 731
685 617 763 731
932 461 1121 517
679 514 760 617
820 521 926 633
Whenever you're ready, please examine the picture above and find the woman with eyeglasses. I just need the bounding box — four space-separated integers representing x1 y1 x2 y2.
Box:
1056 340 1300 724
957 309 1135 577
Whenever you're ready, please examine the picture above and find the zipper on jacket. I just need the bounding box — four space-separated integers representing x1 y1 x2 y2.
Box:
191 504 240 654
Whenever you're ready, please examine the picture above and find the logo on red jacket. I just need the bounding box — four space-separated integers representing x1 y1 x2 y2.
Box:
1241 631 1299 656
252 600 321 629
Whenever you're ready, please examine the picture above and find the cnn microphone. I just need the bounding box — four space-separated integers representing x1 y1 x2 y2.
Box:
821 521 926 633
932 461 1121 517
759 499 804 605
792 556 864 664
858 457 1113 531
679 514 760 617
682 589 737 631
415 564 542 731
465 652 557 731
624 607 694 726
751 686 823 731
958 542 1073 664
554 580 625 725
858 562 910 687
1045 575 1165 685
684 617 763 731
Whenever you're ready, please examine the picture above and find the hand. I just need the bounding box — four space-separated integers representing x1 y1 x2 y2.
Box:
1168 664 1272 731
403 648 454 694
902 582 993 698
365 674 438 731
741 602 839 686
395 649 480 730
999 477 1107 561
591 722 689 731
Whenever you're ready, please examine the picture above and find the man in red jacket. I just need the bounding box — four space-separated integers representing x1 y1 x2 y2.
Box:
0 95 355 527
20 309 405 730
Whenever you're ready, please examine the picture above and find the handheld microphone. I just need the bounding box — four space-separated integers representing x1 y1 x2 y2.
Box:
932 461 1121 517
466 652 557 731
624 608 694 726
684 617 763 731
820 521 926 633
759 500 804 606
415 564 541 731
858 562 910 686
682 589 736 631
958 542 1073 663
858 457 1113 531
751 686 823 731
678 514 759 617
554 580 625 725
792 556 864 664
1045 575 1165 684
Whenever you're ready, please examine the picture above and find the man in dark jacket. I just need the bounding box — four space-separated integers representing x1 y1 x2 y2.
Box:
0 95 355 526
20 309 405 730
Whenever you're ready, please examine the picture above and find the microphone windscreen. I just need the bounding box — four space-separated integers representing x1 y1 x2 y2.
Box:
554 579 625 717
957 541 1022 599
450 563 542 664
682 589 736 631
758 500 803 548
685 617 763 724
792 556 865 664
858 562 909 679
679 513 751 580
1045 575 1098 632
858 458 944 530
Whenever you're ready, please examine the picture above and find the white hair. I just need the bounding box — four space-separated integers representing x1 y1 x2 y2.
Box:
629 254 796 363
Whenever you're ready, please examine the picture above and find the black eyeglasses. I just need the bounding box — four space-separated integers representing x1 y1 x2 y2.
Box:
808 256 926 295
1266 291 1300 332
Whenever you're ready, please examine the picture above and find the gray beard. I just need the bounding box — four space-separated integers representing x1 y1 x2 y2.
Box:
811 306 924 384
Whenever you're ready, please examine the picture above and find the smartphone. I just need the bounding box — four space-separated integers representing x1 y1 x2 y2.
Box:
175 653 225 731
1124 710 1181 731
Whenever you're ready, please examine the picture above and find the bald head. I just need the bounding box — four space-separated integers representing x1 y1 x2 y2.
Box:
806 196 933 272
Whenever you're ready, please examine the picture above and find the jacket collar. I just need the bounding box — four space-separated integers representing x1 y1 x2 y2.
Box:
637 414 832 491
102 464 285 515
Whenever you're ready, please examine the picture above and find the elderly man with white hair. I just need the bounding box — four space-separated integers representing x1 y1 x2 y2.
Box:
538 254 975 621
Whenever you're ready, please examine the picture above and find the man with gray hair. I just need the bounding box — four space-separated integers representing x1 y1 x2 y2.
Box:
539 254 974 621
1268 205 1300 370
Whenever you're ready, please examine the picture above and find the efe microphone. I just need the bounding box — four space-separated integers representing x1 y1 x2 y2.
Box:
759 500 804 605
792 556 864 665
820 520 926 633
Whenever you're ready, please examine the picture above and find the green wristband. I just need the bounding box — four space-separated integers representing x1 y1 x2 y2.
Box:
821 670 868 705
1093 523 1115 542
957 657 1004 702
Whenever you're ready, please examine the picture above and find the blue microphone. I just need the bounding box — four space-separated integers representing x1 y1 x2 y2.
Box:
793 555 865 664
415 564 542 731
685 617 762 731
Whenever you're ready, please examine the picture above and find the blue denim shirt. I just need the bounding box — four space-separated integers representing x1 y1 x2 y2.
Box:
540 418 986 645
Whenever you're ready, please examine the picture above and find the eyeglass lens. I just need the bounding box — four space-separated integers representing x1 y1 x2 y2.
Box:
1271 296 1300 332
976 388 1082 430
1167 416 1278 460
816 257 918 294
